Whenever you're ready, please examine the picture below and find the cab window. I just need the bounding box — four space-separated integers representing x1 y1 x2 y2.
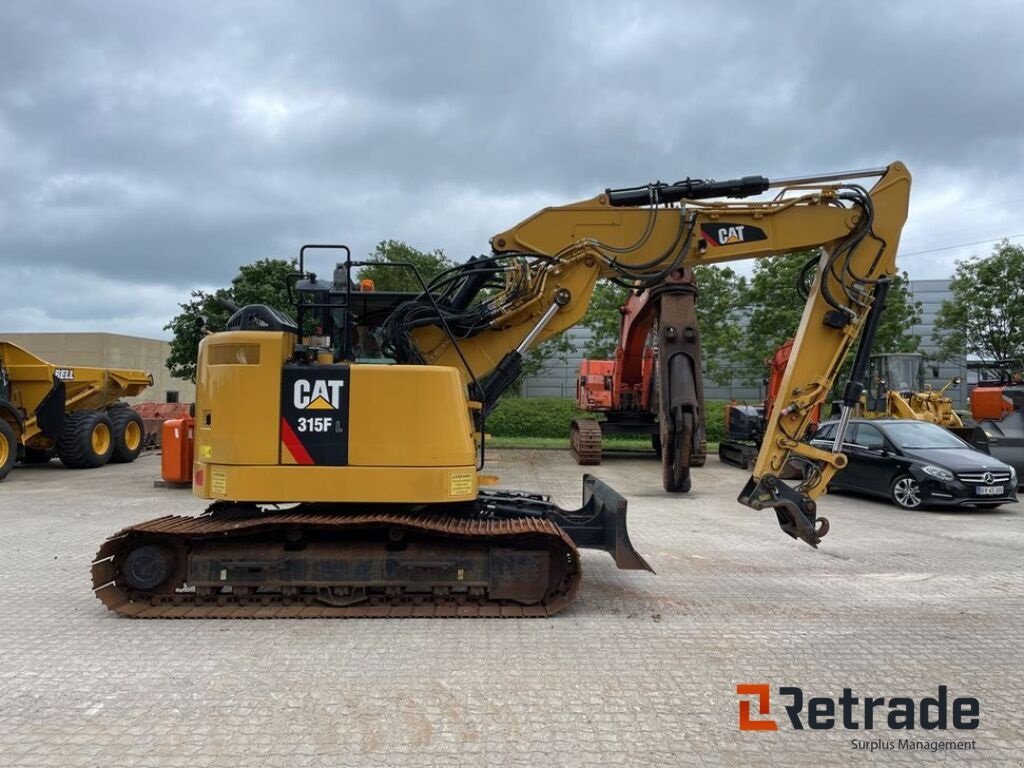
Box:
852 423 886 450
814 423 836 441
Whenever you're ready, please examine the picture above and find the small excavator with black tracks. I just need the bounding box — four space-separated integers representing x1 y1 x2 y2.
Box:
93 162 912 618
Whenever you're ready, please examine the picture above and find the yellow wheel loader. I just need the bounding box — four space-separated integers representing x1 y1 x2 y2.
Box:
856 352 972 437
0 341 152 480
92 162 912 618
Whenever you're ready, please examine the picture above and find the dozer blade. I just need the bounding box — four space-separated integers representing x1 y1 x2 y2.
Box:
548 474 654 573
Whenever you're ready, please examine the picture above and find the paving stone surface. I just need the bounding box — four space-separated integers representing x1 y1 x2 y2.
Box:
0 450 1021 766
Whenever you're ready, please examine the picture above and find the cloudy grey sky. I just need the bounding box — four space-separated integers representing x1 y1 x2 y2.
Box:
1 0 1022 338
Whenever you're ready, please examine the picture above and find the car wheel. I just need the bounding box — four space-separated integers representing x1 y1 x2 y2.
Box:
890 474 923 510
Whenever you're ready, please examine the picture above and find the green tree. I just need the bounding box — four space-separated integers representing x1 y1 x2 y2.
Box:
232 258 296 310
731 252 814 382
693 265 747 382
357 240 456 292
734 251 921 384
579 281 630 359
164 258 296 382
933 240 1024 363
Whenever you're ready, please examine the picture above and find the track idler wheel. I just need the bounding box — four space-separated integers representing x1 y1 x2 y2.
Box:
122 544 177 591
111 539 185 595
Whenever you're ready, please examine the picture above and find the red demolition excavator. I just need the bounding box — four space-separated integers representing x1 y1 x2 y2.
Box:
570 270 707 492
719 339 821 471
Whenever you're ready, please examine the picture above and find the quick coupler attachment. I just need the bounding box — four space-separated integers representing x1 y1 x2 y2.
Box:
738 475 830 548
549 475 654 573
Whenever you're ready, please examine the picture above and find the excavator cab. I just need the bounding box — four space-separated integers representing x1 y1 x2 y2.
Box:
282 245 418 364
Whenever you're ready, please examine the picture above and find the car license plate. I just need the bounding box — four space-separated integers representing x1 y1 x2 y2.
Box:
976 485 1003 496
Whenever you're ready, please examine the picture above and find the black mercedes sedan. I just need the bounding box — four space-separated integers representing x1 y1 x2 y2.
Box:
809 419 1018 510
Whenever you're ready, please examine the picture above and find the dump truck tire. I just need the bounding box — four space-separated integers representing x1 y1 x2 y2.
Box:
0 420 16 480
108 406 145 464
58 411 115 469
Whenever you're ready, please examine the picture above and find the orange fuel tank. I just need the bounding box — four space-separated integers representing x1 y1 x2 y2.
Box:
161 416 194 484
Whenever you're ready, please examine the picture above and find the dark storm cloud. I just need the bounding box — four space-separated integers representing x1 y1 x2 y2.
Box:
1 0 1022 335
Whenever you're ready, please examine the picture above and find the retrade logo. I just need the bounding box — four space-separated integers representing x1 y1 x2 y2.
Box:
736 684 980 731
293 379 344 410
737 684 778 731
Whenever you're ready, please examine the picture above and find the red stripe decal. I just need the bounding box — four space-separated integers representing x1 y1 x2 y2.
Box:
280 418 314 465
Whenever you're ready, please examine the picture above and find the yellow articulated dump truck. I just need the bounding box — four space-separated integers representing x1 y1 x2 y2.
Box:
0 341 153 480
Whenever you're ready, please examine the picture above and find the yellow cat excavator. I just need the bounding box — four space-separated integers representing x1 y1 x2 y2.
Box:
92 162 911 618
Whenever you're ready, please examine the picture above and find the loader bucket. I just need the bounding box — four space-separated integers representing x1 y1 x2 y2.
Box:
549 474 654 572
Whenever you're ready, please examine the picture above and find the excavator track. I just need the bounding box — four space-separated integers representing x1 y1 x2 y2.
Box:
569 419 603 465
92 507 581 618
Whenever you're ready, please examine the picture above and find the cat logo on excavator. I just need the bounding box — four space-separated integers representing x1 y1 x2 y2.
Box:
293 379 345 410
700 222 768 247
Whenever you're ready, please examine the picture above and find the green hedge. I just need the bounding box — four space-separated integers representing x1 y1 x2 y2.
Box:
703 399 726 443
485 397 727 443
485 397 584 438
